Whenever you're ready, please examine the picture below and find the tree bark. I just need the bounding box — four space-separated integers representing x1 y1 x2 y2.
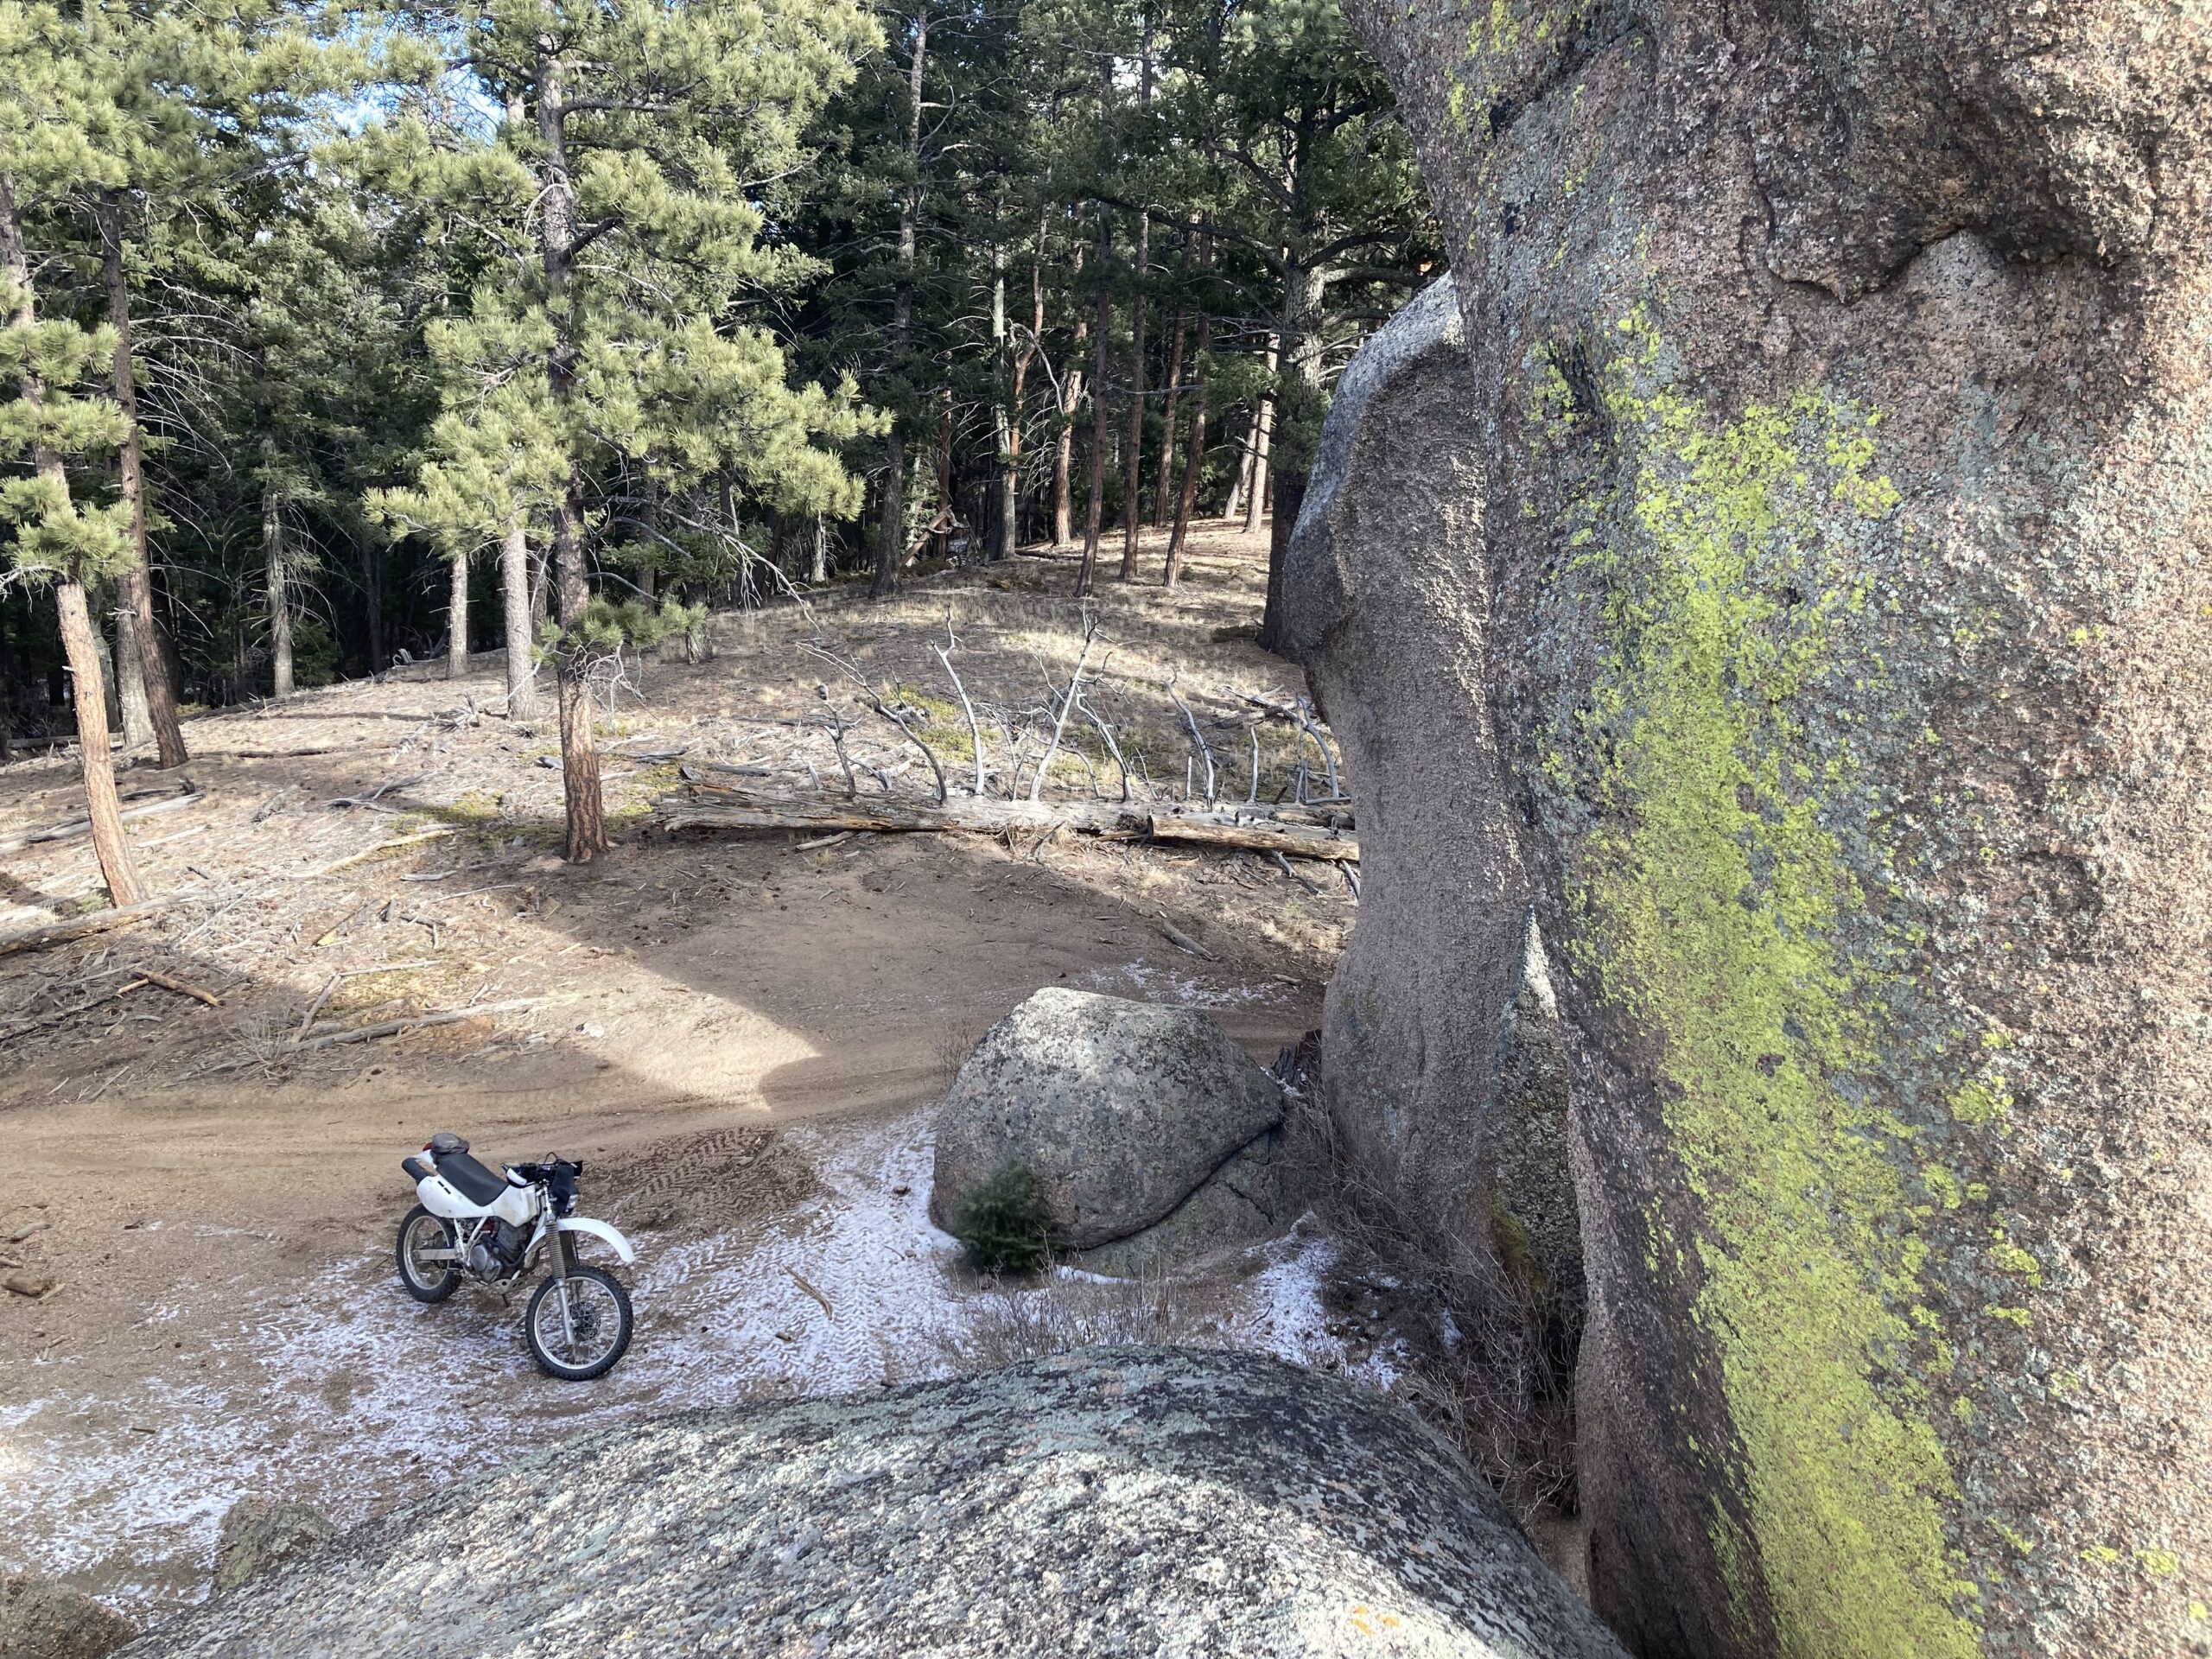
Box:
1259 264 1327 652
810 515 829 584
98 192 187 766
990 242 1018 560
501 519 537 718
1164 304 1212 590
1077 207 1111 596
56 582 145 905
1120 210 1148 580
111 598 152 750
874 3 929 597
1052 242 1086 547
871 445 905 594
446 549 469 679
535 25 607 862
1154 309 1185 525
263 480 292 699
359 537 384 669
1243 334 1277 536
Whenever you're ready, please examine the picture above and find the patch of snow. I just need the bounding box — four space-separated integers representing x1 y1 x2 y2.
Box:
0 1109 1393 1615
1084 957 1287 1008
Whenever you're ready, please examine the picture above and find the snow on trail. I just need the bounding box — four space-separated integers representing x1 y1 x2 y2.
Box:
0 1103 1376 1615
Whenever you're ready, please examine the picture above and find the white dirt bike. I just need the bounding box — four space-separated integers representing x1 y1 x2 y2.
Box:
395 1133 639 1380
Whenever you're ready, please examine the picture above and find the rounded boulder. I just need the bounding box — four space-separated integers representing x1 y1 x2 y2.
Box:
931 988 1284 1251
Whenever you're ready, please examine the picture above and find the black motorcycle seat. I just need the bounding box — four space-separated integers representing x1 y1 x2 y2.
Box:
434 1150 508 1206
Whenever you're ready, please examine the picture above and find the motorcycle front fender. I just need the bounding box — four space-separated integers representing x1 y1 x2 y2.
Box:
556 1216 637 1266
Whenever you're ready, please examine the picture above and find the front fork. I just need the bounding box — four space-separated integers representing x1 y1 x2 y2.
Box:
542 1223 578 1347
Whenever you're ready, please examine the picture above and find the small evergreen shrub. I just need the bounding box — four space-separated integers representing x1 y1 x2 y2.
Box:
951 1160 1055 1274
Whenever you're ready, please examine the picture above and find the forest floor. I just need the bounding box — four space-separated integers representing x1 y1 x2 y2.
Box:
0 521 1421 1618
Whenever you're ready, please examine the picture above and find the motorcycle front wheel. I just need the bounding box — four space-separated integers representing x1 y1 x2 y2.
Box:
524 1265 633 1381
396 1205 461 1303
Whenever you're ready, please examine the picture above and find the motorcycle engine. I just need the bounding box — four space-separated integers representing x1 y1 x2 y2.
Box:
467 1219 531 1281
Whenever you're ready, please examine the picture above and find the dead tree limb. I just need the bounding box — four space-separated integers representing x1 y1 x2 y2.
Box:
1029 608 1101 804
290 998 543 1053
1165 677 1217 801
800 640 950 804
0 902 169 959
933 616 988 798
0 789 202 856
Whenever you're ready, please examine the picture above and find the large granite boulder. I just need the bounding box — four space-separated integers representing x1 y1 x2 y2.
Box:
1292 4 2212 1655
1289 278 1581 1339
122 1348 1627 1658
931 988 1284 1254
0 1575 137 1659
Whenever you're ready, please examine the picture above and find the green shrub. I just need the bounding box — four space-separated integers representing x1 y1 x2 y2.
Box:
951 1160 1055 1274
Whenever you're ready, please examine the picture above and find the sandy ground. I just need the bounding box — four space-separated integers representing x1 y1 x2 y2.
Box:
0 524 1397 1618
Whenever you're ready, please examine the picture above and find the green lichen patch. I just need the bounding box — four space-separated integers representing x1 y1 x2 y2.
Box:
1548 340 1981 1658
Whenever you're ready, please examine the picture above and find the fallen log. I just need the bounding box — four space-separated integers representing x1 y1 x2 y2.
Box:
0 789 203 856
0 902 170 960
655 786 1357 861
291 998 543 1054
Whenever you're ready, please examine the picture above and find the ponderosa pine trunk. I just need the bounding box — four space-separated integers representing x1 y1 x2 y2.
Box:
98 191 187 766
1163 307 1211 591
1154 309 1185 527
5 170 149 910
990 243 1018 560
1120 208 1147 580
447 550 469 679
1077 207 1111 597
1243 334 1276 536
263 480 292 699
112 600 152 751
535 26 607 862
56 582 143 906
874 4 929 597
501 519 537 719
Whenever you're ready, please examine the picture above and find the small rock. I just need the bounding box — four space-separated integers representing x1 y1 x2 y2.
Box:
213 1497 338 1593
3 1273 54 1300
0 1573 137 1659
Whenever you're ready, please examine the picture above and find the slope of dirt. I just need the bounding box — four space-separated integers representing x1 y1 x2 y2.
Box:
0 524 1368 1615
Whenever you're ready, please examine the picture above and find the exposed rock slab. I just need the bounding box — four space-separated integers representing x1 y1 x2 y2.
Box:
122 1348 1627 1659
0 1575 137 1659
1296 2 2212 1654
931 988 1284 1251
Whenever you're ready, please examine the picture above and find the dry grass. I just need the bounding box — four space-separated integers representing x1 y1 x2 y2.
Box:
1279 1071 1580 1527
931 1267 1217 1374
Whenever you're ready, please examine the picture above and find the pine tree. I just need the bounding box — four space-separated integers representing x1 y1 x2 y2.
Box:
1 1 142 903
385 0 880 861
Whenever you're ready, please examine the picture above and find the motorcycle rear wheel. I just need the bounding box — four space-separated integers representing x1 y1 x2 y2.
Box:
396 1205 461 1303
525 1265 633 1381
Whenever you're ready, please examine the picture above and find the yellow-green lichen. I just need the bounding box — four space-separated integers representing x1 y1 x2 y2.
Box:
1547 333 1980 1657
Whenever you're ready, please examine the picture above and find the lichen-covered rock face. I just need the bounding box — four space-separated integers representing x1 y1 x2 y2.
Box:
0 1574 137 1659
120 1348 1629 1659
931 988 1285 1251
1296 4 2212 1655
212 1498 336 1594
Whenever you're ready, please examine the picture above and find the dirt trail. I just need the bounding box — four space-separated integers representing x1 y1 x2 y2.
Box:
0 526 1364 1615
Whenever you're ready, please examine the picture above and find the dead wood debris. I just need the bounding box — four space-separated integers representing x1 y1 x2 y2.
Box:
657 783 1357 862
